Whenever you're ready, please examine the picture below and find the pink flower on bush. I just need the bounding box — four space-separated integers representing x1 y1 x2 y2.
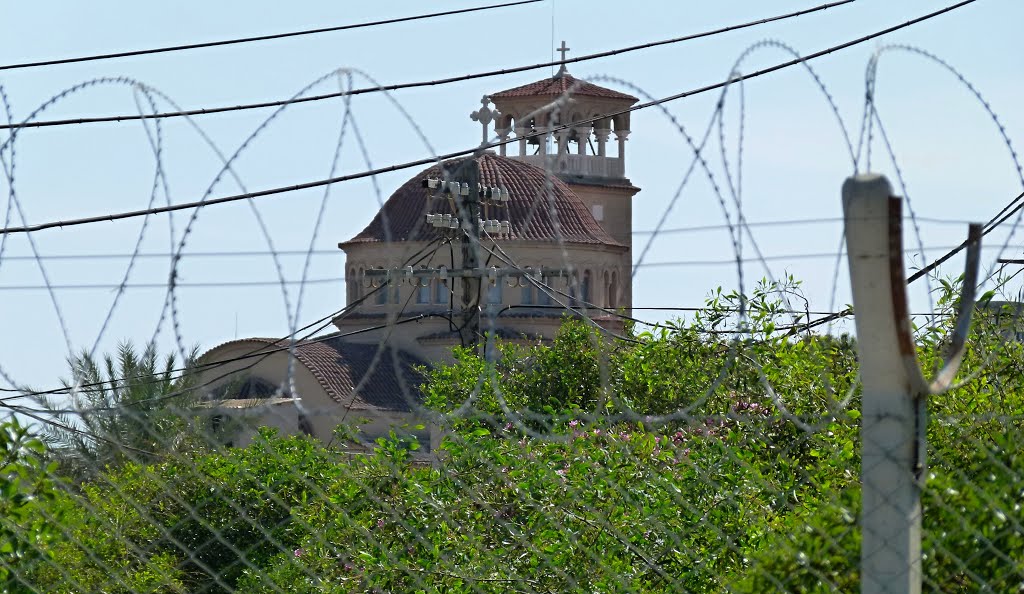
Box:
294 548 304 558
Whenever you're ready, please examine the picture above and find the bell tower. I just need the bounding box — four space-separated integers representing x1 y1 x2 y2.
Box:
486 41 640 305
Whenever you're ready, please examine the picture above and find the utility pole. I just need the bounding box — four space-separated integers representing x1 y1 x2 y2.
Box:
365 158 515 354
363 100 573 355
843 174 981 594
452 158 483 352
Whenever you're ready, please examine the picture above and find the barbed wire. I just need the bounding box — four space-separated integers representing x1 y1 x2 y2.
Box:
0 1 542 73
0 0 857 132
0 0 976 237
2 1 1022 589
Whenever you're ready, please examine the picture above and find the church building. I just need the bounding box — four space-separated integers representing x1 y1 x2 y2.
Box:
197 49 641 448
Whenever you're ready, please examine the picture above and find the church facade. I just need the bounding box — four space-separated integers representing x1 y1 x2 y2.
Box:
197 56 641 449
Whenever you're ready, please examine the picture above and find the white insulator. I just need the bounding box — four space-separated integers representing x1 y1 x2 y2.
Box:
449 218 459 229
427 178 439 189
501 188 510 202
500 221 511 235
459 183 468 196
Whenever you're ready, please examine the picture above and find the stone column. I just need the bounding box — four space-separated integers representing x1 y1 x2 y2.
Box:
594 128 611 157
495 127 511 156
556 129 571 156
615 129 630 161
574 126 590 155
515 126 528 157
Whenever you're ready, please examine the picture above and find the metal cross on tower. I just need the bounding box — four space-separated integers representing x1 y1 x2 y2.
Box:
469 95 501 147
556 40 570 75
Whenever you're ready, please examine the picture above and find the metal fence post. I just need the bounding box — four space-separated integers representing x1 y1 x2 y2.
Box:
843 174 922 594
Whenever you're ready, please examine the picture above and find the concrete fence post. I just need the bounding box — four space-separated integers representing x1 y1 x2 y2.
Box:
843 174 922 594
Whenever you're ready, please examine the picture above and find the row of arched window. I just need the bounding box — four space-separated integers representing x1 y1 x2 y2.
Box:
346 266 622 309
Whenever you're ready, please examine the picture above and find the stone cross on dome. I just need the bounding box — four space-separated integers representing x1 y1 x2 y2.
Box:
556 40 570 75
469 95 501 147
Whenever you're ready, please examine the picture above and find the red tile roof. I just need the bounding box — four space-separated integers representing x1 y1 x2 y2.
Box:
342 153 622 247
490 73 638 102
205 337 427 412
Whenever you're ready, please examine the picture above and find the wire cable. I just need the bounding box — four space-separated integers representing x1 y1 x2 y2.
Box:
4 240 1017 291
0 1 542 73
0 0 975 236
0 278 343 291
1 237 446 400
792 188 1024 334
0 0 856 131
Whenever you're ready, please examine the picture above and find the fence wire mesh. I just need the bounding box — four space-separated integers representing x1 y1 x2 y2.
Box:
3 302 1023 592
2 6 1024 592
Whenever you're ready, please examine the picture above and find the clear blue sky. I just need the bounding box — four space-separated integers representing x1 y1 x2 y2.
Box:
1 0 1021 391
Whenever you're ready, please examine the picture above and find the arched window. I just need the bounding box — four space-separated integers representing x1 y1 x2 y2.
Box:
487 282 502 305
435 279 449 304
375 268 389 305
581 270 592 306
538 285 553 306
521 283 534 305
609 271 618 309
603 271 610 307
417 280 431 304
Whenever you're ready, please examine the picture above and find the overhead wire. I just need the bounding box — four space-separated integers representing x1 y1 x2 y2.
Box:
3 241 1021 291
0 1 543 73
791 188 1024 334
0 0 976 237
1 237 447 400
0 0 857 131
0 214 983 262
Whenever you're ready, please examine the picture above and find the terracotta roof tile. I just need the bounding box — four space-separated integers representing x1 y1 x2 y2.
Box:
209 337 427 412
342 153 622 247
490 73 638 102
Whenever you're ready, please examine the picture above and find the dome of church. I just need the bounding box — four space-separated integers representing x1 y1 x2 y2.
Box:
342 152 622 247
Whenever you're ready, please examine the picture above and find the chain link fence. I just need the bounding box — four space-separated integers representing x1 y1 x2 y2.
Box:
2 280 1022 593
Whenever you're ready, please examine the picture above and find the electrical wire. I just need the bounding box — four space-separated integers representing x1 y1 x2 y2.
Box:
1 237 446 400
0 214 980 262
908 190 1024 284
5 241 1020 291
792 188 1024 334
0 278 342 291
0 0 855 131
0 1 542 73
0 0 975 236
